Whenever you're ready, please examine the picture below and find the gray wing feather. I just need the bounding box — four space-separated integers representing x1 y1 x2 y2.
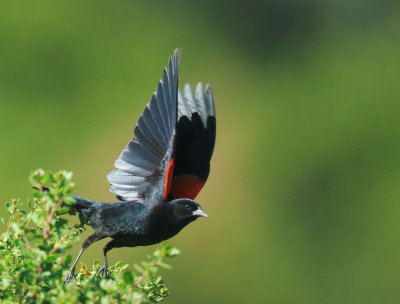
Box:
178 89 191 118
156 80 169 138
178 82 215 128
120 142 158 170
183 84 198 114
149 93 168 143
113 158 153 176
107 49 180 201
133 121 164 159
195 83 207 124
204 84 215 117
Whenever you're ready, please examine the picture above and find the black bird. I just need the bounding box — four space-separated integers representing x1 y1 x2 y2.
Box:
64 49 216 282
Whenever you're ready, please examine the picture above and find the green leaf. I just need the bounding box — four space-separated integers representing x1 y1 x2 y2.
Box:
158 262 172 270
168 248 180 257
16 209 26 214
41 172 52 185
123 271 134 284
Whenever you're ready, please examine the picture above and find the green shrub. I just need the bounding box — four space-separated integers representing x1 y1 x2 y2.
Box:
0 170 179 303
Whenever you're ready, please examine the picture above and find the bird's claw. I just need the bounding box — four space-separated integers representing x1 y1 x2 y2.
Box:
64 268 76 284
96 264 109 279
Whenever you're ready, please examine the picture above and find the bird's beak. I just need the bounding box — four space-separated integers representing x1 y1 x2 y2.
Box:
192 207 208 218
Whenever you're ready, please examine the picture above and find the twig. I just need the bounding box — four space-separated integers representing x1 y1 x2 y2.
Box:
47 200 62 223
24 202 38 230
43 194 64 240
50 235 66 254
6 200 17 237
134 272 148 286
19 288 29 303
24 236 32 251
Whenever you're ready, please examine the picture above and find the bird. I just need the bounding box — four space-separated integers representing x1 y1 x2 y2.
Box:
64 49 216 283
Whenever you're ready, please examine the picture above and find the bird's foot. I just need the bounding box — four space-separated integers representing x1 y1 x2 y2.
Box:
96 263 109 279
64 267 76 284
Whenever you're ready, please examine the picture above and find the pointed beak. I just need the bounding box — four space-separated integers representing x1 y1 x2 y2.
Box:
192 207 208 218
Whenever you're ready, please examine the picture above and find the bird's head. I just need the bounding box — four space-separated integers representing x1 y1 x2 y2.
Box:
166 198 208 225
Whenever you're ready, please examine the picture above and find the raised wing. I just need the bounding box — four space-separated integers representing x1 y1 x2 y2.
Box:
107 49 180 202
169 83 216 200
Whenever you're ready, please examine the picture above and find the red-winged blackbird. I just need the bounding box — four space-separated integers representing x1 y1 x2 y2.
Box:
64 49 216 282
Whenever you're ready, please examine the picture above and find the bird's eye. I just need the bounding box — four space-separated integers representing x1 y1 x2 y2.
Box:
185 204 191 209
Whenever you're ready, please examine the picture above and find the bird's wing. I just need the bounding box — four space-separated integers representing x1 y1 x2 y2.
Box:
107 49 180 202
169 83 216 200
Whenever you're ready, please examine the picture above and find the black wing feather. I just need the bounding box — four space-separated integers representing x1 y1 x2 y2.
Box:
172 83 216 192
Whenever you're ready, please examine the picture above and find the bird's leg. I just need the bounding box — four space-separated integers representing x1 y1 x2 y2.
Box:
65 232 106 283
96 240 117 279
97 254 109 278
64 248 84 283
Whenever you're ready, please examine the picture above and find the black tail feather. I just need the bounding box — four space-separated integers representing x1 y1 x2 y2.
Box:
71 195 96 219
33 187 95 220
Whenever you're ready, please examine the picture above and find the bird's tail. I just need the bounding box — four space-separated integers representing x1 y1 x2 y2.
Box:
71 195 96 219
33 187 97 223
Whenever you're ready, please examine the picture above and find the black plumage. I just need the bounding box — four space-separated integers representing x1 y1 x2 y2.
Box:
64 49 216 282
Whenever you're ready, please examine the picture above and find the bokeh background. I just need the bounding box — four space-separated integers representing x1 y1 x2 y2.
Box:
1 1 400 303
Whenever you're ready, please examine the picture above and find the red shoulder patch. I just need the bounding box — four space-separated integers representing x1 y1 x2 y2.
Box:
163 158 175 200
170 175 205 200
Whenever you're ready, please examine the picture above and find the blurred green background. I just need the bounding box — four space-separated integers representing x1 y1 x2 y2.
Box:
1 1 400 303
